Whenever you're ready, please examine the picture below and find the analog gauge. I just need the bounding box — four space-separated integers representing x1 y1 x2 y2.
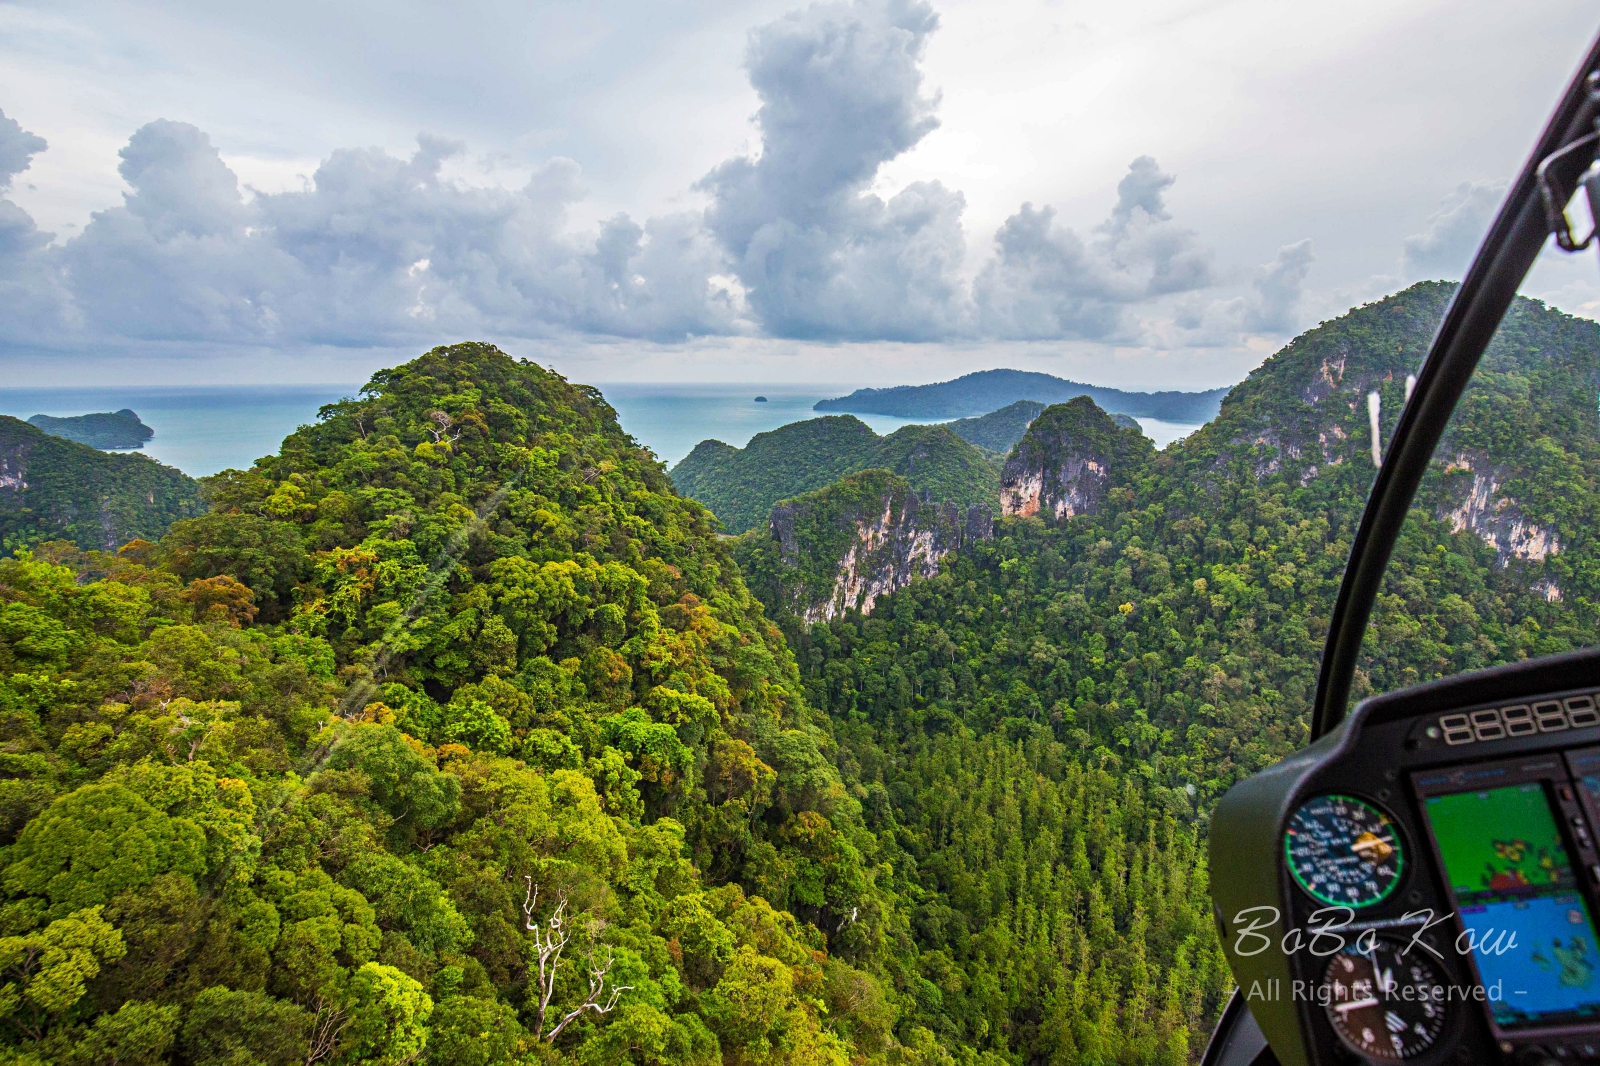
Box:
1284 794 1404 907
1322 939 1449 1061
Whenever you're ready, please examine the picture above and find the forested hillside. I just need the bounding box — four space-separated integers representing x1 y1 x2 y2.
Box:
0 346 926 1066
943 402 1045 456
671 418 998 535
0 417 202 553
26 410 155 451
735 470 994 624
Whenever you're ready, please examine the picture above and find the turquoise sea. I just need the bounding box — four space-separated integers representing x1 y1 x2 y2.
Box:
0 382 1204 478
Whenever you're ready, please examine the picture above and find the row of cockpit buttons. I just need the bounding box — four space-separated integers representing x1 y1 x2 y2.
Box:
1513 1043 1600 1061
1435 695 1600 745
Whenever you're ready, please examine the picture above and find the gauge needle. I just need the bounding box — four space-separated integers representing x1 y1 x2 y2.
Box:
1334 998 1380 1013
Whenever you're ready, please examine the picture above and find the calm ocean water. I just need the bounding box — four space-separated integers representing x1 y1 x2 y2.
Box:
0 382 1203 478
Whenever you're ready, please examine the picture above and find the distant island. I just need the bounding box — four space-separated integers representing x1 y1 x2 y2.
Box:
27 408 154 450
754 395 768 402
814 367 1228 423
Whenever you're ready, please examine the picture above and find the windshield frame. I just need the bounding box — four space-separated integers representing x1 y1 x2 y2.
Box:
1311 35 1600 740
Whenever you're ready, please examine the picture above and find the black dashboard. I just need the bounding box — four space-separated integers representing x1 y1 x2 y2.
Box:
1211 648 1600 1066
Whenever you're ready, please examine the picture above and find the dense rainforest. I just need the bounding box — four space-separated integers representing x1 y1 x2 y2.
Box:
3 281 1596 1066
0 346 928 1066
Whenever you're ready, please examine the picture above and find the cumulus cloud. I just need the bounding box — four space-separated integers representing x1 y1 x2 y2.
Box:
2 117 743 349
0 109 65 339
1402 180 1505 279
972 156 1215 340
0 108 47 191
1167 238 1315 345
1246 237 1315 332
700 0 970 340
0 0 1289 360
0 108 51 258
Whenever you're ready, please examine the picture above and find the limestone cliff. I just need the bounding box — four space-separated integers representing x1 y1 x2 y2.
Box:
1438 451 1561 569
999 397 1152 519
736 469 993 624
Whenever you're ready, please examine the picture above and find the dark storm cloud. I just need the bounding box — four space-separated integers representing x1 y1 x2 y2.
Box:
0 0 1255 356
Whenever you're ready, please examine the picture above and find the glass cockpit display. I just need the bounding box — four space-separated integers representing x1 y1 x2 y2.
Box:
1423 782 1600 1030
1284 794 1405 907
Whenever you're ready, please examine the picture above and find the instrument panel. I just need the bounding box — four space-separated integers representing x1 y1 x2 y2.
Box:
1210 652 1600 1066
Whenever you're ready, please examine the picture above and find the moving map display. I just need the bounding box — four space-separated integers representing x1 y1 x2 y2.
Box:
1424 782 1600 1029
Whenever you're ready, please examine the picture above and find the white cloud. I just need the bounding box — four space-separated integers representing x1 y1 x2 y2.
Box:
1246 238 1316 333
700 0 971 341
1165 238 1316 347
0 107 47 190
6 0 1566 383
1402 179 1506 279
973 157 1216 340
2 116 746 350
0 1 1238 355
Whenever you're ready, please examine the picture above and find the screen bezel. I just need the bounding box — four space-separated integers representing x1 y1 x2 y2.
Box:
1412 753 1600 1041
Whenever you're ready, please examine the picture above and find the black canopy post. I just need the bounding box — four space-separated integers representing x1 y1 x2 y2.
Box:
1310 35 1600 741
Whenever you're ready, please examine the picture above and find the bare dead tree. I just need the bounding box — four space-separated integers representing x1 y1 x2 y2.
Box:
523 877 570 1039
303 995 352 1065
425 410 462 445
544 943 632 1041
523 877 632 1042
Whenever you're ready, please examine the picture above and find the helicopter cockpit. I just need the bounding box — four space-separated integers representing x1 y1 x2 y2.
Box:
1203 32 1600 1066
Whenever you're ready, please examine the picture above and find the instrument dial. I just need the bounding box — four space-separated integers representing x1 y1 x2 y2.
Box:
1322 939 1449 1061
1284 794 1404 907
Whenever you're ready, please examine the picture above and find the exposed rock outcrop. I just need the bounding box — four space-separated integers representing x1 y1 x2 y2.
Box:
999 397 1151 519
737 469 993 625
1439 451 1561 566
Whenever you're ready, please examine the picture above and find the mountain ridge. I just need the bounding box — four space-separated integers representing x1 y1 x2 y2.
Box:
670 416 998 533
26 409 154 450
815 367 1228 422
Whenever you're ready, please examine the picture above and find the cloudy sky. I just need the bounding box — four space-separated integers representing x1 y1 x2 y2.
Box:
2 0 1598 389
